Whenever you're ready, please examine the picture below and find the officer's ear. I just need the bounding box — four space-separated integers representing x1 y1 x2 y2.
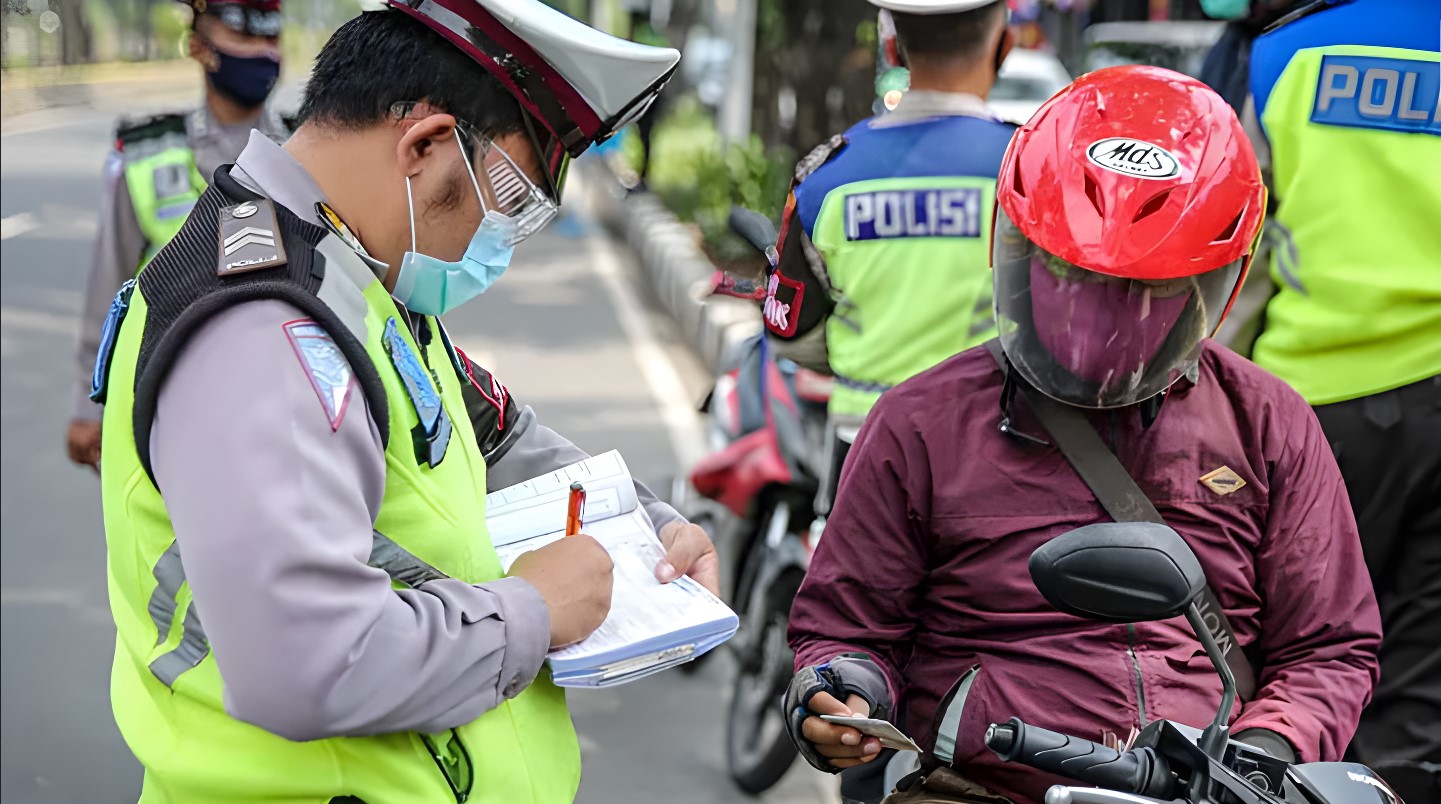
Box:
396 113 461 180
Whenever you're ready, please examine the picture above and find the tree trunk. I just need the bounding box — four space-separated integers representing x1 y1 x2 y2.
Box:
58 0 93 65
139 0 155 60
751 0 875 156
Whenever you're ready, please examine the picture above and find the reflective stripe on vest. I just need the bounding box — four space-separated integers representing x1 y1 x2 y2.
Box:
145 540 211 686
370 529 449 587
142 531 459 688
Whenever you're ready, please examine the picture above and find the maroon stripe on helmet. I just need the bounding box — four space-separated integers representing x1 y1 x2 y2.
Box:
428 0 603 138
386 3 551 130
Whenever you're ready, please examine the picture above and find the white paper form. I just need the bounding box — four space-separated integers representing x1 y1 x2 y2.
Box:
494 508 736 672
486 450 737 684
485 450 639 548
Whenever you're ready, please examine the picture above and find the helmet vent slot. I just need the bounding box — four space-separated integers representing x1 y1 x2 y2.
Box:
1012 162 1027 197
1210 210 1245 244
1132 189 1174 223
1084 173 1105 217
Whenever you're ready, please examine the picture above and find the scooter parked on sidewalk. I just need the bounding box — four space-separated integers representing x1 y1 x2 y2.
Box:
988 521 1405 804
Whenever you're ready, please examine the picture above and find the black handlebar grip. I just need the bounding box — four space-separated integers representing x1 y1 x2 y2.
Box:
986 718 1174 799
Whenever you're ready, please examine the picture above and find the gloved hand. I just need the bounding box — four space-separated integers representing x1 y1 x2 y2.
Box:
1234 728 1297 763
783 654 893 773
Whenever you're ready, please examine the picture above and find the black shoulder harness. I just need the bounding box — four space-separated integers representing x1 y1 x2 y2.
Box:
131 165 390 487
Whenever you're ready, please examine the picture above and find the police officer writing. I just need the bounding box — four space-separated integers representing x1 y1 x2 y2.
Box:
66 0 286 470
765 0 1017 421
90 2 715 801
1243 1 1440 799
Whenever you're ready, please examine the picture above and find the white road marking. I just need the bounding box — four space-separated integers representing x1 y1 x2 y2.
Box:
1 213 38 240
585 230 706 470
1 305 77 335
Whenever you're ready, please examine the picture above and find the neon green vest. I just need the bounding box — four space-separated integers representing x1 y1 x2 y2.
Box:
1251 45 1441 405
122 133 206 268
811 176 998 417
101 275 580 801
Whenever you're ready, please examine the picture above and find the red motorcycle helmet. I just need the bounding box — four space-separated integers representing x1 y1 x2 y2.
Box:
992 65 1266 409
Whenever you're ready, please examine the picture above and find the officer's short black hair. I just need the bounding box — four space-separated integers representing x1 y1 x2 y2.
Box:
296 10 526 141
892 1 1007 69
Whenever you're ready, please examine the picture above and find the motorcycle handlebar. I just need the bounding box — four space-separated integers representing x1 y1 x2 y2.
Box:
986 718 1175 800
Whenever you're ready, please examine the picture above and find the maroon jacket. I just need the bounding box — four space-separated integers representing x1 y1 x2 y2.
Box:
789 342 1380 803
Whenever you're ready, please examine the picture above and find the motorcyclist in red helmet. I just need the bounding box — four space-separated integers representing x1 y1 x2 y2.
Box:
782 65 1381 803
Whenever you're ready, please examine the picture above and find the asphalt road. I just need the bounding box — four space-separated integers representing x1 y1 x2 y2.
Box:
0 97 834 804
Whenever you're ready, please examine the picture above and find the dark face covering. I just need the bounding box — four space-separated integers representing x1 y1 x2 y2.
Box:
204 42 280 109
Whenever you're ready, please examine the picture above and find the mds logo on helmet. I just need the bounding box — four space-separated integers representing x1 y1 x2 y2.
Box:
1311 55 1441 135
1085 138 1180 180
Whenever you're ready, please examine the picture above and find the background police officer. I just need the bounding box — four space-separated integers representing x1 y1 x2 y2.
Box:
1244 1 1440 799
90 2 715 800
764 0 1017 422
65 0 285 470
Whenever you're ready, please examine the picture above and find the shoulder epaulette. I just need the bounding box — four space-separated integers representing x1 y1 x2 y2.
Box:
794 133 848 183
115 111 188 150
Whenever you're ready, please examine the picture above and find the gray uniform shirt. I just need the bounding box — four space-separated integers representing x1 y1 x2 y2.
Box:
149 132 681 741
72 106 282 421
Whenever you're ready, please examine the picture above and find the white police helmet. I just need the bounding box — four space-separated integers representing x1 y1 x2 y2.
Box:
387 0 680 196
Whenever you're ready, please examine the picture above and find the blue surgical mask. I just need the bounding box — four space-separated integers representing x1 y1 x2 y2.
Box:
1200 0 1251 20
393 136 519 316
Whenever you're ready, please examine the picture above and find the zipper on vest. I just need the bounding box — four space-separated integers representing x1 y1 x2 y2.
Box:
405 312 447 393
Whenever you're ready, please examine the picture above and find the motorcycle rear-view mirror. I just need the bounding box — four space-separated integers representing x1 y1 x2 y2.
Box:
727 206 779 263
1028 522 1206 624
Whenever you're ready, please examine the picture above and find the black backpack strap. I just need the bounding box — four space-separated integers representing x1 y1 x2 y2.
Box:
984 340 1258 701
131 166 390 488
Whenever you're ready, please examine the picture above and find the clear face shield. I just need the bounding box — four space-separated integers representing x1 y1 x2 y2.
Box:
390 102 561 247
472 128 561 247
991 209 1244 409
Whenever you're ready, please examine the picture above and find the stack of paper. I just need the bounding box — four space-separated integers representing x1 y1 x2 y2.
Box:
488 451 738 688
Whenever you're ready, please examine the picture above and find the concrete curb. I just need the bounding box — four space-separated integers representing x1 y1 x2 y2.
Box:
579 161 762 375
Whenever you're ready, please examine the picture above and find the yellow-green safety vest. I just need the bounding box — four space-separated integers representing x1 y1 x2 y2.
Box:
120 128 207 268
789 113 1015 418
100 248 580 801
1248 27 1441 404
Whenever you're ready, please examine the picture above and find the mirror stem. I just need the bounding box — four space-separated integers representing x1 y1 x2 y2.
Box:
1186 601 1235 757
1184 601 1237 801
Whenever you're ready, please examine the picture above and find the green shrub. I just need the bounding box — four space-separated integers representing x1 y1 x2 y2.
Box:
636 93 794 263
151 2 191 60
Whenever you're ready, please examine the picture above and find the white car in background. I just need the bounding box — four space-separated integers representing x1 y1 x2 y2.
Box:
1081 21 1227 79
989 48 1073 125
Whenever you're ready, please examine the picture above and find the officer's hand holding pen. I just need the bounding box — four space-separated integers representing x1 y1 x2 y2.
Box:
509 536 614 648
